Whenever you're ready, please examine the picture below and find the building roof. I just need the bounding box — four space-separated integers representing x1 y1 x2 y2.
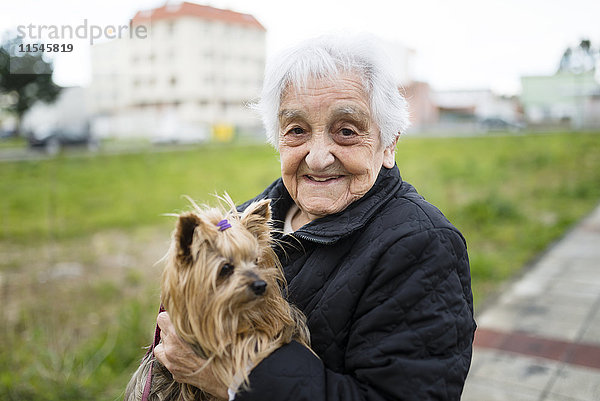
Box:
132 2 265 31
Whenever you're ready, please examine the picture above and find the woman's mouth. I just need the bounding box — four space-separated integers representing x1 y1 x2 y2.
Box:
305 175 343 183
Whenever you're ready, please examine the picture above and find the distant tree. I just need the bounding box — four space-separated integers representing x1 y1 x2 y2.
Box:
0 33 61 135
558 48 573 72
580 39 591 53
558 39 598 74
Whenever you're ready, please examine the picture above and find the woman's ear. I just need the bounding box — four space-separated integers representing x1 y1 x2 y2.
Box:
382 136 399 168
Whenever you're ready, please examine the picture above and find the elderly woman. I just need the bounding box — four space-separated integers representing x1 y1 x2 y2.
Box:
155 34 476 400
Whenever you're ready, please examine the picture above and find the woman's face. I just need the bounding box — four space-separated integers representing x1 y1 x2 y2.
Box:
278 73 397 221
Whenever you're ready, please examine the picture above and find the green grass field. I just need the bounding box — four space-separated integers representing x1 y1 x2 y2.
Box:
1 132 600 400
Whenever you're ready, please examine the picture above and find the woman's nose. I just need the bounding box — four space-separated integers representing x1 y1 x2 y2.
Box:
304 135 335 171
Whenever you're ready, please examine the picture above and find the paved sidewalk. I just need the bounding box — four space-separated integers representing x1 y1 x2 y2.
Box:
462 204 600 401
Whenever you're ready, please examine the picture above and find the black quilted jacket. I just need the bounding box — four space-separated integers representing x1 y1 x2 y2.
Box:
236 165 476 401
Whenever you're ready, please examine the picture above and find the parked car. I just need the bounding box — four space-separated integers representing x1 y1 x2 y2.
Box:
151 117 209 145
0 128 17 139
479 117 525 133
27 122 98 155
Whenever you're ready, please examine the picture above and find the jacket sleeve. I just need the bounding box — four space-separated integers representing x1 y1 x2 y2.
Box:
236 227 476 401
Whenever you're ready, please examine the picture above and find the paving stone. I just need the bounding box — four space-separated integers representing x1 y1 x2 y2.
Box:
468 349 559 390
546 279 600 301
466 204 600 401
550 237 600 259
543 393 589 401
579 307 600 345
461 376 541 401
477 302 589 342
544 365 600 401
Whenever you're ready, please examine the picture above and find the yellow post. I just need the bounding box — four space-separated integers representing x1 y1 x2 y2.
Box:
212 124 235 142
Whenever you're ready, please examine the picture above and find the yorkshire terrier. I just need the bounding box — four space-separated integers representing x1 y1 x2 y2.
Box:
124 197 311 401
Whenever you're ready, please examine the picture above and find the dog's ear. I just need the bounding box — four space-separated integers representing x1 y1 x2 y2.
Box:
175 212 203 266
240 199 271 241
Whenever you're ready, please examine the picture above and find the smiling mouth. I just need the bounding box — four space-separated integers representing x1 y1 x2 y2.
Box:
305 175 343 182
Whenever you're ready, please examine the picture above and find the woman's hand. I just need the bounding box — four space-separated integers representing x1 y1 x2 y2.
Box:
154 312 228 400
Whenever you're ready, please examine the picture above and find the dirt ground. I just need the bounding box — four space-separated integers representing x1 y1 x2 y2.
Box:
0 225 172 328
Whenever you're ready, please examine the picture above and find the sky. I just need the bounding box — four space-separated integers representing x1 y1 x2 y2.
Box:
1 0 599 95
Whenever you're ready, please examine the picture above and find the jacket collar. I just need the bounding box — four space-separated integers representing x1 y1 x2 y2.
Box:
268 164 403 244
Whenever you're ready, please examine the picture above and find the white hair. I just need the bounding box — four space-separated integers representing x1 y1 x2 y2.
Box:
254 34 411 149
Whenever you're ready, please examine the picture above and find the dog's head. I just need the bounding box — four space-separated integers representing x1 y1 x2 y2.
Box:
161 197 285 357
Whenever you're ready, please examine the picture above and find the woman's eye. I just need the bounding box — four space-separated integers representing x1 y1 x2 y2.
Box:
340 128 356 137
219 263 234 278
288 127 305 135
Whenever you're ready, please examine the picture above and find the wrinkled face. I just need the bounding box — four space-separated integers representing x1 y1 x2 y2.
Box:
278 73 397 221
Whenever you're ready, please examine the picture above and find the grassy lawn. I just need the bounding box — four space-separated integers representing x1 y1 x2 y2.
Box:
0 143 281 241
1 132 600 400
395 133 600 300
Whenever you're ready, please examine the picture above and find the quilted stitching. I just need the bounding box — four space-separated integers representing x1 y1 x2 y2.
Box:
236 165 476 401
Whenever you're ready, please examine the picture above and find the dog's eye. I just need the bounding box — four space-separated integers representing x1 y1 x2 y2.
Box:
219 263 234 278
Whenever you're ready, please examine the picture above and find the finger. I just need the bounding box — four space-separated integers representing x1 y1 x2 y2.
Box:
154 343 166 365
157 312 173 338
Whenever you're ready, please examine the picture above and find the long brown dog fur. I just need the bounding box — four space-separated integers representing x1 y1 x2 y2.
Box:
124 197 311 401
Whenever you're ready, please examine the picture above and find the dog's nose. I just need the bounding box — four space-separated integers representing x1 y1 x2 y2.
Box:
250 280 267 295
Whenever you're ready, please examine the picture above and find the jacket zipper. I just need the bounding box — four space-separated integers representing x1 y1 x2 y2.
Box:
292 232 335 245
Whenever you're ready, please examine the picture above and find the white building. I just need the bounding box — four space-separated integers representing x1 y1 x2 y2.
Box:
88 2 266 141
425 89 522 133
521 71 600 129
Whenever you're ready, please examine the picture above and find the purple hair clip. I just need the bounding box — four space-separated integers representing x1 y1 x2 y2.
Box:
217 219 232 231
